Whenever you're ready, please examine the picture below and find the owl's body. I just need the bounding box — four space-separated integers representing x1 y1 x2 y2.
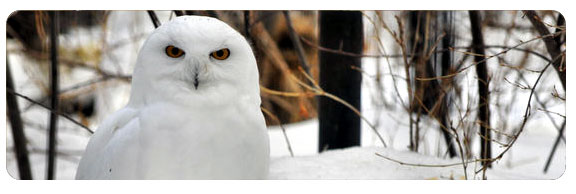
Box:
76 16 269 179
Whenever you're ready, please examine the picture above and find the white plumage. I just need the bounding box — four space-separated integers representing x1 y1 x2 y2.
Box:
76 16 269 179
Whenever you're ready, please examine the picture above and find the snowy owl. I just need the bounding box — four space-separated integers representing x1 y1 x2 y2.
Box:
76 16 269 179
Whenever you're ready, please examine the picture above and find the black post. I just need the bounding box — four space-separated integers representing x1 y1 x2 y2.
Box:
318 11 363 152
6 59 33 180
46 11 60 180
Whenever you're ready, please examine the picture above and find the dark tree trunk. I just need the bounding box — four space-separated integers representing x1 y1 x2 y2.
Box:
6 59 33 180
46 11 60 180
438 11 457 158
524 11 565 91
542 12 566 174
318 11 363 151
469 11 492 168
408 11 441 115
407 11 456 157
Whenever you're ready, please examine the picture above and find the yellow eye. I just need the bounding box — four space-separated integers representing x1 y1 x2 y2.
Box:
165 46 185 58
210 48 230 60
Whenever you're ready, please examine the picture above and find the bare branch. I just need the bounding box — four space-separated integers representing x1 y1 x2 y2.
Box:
147 11 161 28
7 88 94 134
261 107 294 157
375 152 488 168
282 11 311 75
523 10 566 90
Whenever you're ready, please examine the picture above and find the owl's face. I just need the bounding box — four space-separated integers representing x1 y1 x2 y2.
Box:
129 16 260 107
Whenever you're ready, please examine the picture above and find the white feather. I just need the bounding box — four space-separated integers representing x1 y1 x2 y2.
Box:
76 16 269 179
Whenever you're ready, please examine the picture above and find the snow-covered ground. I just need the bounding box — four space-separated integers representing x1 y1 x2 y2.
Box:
268 118 564 180
5 11 566 180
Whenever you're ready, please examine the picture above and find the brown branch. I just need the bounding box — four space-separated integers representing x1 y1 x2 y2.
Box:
282 11 311 75
450 125 469 180
415 31 563 81
292 68 388 148
7 88 94 134
262 65 388 148
22 48 132 80
24 74 129 111
482 45 551 63
536 108 565 119
261 107 294 157
491 54 562 168
250 18 302 93
551 86 565 101
375 152 488 168
499 56 565 143
300 36 406 58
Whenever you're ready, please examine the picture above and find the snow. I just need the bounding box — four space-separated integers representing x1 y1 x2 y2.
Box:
270 147 460 180
268 118 564 180
4 11 566 180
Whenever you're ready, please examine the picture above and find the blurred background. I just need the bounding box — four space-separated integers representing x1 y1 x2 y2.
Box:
5 10 565 179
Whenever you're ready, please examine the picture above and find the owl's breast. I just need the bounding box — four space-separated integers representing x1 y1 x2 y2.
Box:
134 102 269 179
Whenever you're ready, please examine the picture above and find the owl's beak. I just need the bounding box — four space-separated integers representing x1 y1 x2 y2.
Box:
188 57 204 90
193 74 199 89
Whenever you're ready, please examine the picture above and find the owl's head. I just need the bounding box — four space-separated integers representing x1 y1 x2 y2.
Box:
128 16 260 108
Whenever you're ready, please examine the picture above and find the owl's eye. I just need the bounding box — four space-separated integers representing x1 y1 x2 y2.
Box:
210 48 230 60
165 46 185 58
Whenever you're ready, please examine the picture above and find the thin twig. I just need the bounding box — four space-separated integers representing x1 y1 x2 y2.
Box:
489 54 562 166
7 88 94 134
261 107 294 157
482 45 551 63
551 86 565 101
261 67 389 148
300 36 405 58
450 125 468 180
504 77 531 90
523 10 565 90
536 108 565 119
260 86 314 98
293 68 388 148
24 75 130 111
375 152 488 168
502 57 565 143
282 11 311 75
415 31 563 81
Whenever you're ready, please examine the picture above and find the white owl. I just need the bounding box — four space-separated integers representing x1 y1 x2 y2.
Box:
76 16 270 179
